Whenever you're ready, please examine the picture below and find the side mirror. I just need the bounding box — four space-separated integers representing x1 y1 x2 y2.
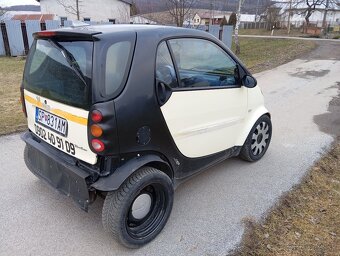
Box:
242 75 257 88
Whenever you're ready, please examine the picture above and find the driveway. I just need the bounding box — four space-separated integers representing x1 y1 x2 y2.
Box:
1 41 339 256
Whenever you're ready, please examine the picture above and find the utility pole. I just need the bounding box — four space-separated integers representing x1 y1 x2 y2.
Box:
255 0 260 29
287 0 292 34
322 0 330 35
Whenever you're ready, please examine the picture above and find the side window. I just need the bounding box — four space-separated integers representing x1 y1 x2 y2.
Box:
105 41 132 95
155 42 178 88
169 39 239 89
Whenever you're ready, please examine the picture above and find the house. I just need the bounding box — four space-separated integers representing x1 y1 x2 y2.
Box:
239 14 256 23
130 15 157 24
0 11 42 21
274 1 340 28
11 14 55 22
192 10 232 26
140 11 176 25
36 0 131 24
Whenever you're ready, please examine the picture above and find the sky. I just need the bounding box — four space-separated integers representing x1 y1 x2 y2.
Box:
0 0 39 7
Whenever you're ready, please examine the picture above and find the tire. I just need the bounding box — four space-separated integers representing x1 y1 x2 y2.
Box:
102 167 174 248
240 115 272 162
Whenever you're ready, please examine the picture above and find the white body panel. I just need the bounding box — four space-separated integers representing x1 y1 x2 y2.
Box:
161 87 248 158
24 89 97 165
235 86 270 146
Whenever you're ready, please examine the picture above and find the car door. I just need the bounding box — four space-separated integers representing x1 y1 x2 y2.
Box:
156 39 247 158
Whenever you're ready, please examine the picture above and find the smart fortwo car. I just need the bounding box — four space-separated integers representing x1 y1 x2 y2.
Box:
21 25 272 248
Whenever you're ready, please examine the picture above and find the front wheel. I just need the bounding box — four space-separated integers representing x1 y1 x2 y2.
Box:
240 115 272 162
102 167 174 248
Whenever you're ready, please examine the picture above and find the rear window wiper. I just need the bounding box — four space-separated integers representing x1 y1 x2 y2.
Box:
48 39 87 86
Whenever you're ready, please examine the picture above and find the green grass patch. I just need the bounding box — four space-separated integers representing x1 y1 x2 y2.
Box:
232 38 316 73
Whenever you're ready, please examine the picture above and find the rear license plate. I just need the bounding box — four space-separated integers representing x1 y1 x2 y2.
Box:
35 107 68 137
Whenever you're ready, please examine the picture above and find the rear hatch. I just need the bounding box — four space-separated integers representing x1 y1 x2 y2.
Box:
22 32 97 164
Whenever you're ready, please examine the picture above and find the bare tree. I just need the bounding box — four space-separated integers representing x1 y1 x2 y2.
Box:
234 0 245 55
165 0 196 27
0 6 6 17
301 0 325 26
57 0 82 21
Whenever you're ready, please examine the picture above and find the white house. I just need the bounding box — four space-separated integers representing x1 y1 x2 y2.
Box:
275 1 340 27
192 10 232 26
37 0 131 24
240 14 256 22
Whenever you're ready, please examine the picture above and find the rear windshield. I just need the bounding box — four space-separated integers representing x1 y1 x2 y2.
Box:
23 39 93 109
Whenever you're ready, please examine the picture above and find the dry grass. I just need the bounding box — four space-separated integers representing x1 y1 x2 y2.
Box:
233 38 317 73
0 57 27 135
231 142 340 256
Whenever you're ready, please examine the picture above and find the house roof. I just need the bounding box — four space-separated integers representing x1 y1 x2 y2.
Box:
12 14 54 22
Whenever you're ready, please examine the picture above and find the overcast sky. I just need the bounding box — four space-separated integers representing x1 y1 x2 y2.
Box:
0 0 39 7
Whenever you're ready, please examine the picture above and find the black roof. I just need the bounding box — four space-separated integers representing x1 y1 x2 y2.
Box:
55 24 210 39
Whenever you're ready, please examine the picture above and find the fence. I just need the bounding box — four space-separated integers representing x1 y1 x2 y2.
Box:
0 20 233 57
240 20 340 30
0 20 66 56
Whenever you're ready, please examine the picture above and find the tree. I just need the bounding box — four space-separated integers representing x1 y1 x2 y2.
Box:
130 1 139 16
234 0 246 55
0 6 6 17
228 12 237 27
302 0 325 26
165 0 197 27
220 15 228 26
57 0 82 21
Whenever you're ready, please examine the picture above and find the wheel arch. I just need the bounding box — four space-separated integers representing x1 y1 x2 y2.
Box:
235 106 271 146
91 154 173 192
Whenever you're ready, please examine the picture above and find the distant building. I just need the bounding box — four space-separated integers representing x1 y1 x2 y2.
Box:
239 14 256 23
0 11 41 21
130 15 157 24
273 1 340 28
36 0 131 24
12 14 55 22
192 10 232 26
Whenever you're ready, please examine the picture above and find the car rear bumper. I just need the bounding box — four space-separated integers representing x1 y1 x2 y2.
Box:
22 131 92 211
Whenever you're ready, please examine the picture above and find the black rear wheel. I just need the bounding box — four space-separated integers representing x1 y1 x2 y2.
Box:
102 167 173 248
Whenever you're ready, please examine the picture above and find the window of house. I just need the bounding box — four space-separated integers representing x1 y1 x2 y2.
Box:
168 38 239 89
83 17 91 22
109 19 116 24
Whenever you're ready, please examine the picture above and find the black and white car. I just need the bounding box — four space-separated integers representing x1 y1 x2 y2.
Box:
21 25 272 248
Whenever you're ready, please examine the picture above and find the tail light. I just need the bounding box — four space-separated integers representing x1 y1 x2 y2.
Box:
89 109 105 153
91 139 105 152
36 31 56 37
20 87 27 117
91 110 102 123
88 102 119 156
90 124 103 137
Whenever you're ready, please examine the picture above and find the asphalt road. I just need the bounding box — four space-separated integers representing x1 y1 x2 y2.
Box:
1 41 340 256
